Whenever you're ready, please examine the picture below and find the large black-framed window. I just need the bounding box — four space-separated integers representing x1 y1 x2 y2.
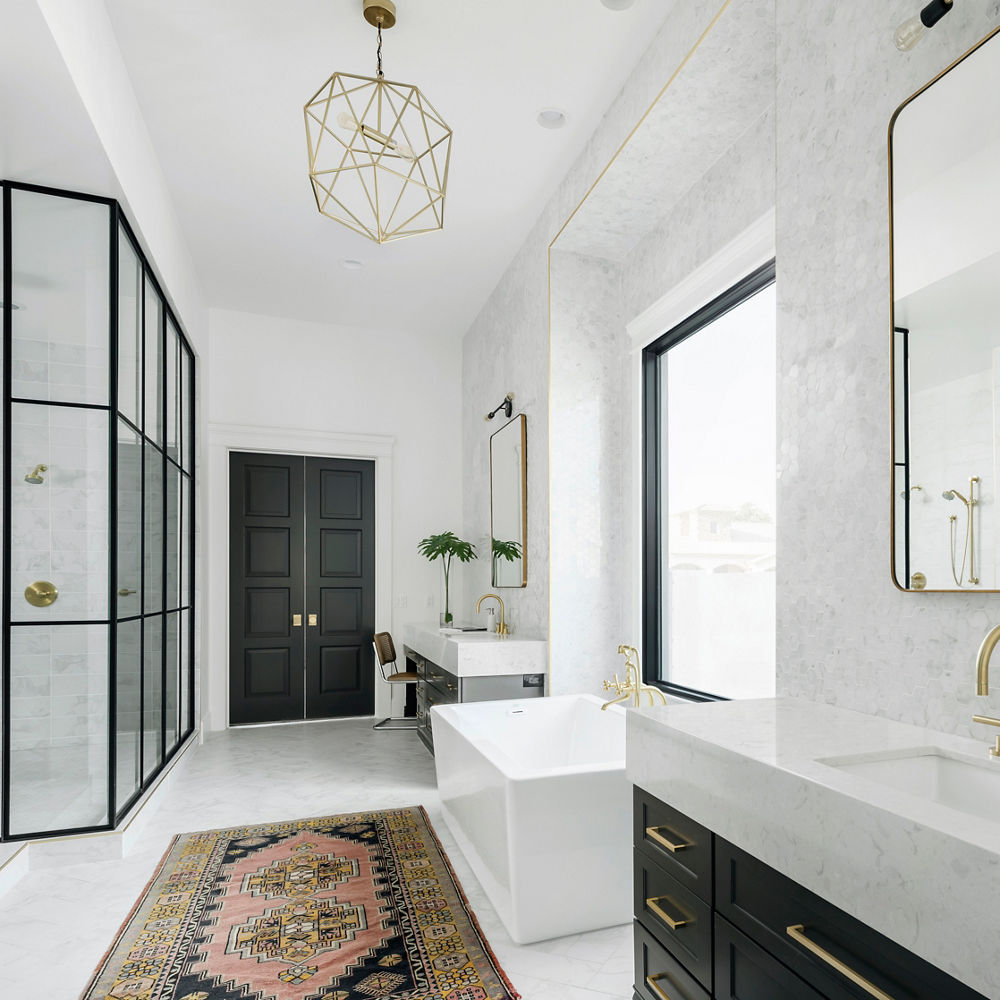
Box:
1 180 196 841
642 260 776 702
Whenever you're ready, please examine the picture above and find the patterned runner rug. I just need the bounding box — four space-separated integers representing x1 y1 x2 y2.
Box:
82 806 519 1000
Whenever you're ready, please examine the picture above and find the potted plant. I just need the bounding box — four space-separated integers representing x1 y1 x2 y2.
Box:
418 531 477 625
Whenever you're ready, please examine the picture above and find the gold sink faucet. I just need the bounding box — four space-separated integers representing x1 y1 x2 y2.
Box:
973 624 1000 757
601 644 666 710
476 593 509 635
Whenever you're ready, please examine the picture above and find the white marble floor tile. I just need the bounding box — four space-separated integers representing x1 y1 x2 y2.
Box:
0 718 635 999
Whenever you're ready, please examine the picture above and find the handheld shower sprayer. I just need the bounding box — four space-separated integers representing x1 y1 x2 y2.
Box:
942 488 969 504
944 477 980 586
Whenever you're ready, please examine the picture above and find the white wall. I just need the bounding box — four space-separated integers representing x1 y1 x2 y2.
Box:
204 308 463 730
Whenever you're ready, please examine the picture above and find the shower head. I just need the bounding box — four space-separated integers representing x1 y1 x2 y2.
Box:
943 488 969 504
24 464 47 485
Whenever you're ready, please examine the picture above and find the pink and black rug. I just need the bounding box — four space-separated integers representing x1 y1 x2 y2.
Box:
81 806 519 999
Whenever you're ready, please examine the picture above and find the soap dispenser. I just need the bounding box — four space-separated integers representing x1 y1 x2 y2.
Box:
485 607 495 634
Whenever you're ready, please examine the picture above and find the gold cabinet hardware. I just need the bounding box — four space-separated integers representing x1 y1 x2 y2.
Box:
429 672 443 682
645 825 690 853
645 895 689 930
118 588 138 596
645 973 676 1000
786 925 896 1000
308 613 318 626
446 683 458 692
292 614 303 627
24 581 58 607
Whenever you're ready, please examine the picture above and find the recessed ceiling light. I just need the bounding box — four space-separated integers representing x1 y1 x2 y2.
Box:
601 0 636 9
341 258 365 270
537 108 568 130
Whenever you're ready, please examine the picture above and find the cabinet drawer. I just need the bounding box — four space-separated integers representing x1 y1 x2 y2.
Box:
716 839 987 1000
423 662 459 699
634 786 712 902
715 914 826 1000
635 850 712 988
634 919 709 1000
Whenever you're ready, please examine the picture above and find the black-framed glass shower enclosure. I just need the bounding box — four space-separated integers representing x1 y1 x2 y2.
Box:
1 181 196 841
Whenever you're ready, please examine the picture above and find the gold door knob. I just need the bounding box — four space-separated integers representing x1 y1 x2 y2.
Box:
292 613 303 627
308 613 318 626
25 581 58 607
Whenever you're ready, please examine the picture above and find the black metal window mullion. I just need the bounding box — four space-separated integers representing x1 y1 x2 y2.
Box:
641 259 776 703
138 265 147 791
2 182 13 841
160 298 168 763
107 204 120 828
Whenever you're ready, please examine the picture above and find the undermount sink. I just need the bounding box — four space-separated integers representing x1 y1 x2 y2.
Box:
820 748 1000 824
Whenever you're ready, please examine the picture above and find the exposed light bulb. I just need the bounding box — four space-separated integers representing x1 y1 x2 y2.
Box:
337 111 415 160
894 14 926 50
894 0 954 52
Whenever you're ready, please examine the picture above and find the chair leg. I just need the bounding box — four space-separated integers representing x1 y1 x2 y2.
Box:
373 717 418 731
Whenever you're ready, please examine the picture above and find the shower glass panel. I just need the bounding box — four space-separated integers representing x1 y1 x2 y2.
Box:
166 463 181 611
117 420 142 615
9 403 109 624
144 278 163 446
117 227 142 428
2 181 196 841
115 617 142 813
10 191 109 406
7 624 109 837
165 610 180 750
166 319 180 465
181 608 192 734
142 615 163 781
144 446 164 615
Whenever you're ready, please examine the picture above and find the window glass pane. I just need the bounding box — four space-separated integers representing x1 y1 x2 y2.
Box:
10 403 108 623
10 189 109 406
166 318 180 464
118 227 142 426
8 624 109 836
659 282 776 699
144 277 163 444
117 419 142 618
144 446 163 615
143 615 163 781
115 617 142 814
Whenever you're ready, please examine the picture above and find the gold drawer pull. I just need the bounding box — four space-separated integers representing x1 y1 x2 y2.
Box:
645 895 689 930
645 825 690 852
645 973 675 1000
786 925 896 1000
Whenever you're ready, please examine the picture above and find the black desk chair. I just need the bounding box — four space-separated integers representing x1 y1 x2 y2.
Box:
372 631 418 730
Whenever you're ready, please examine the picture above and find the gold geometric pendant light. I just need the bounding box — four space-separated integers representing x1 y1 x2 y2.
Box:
304 0 453 244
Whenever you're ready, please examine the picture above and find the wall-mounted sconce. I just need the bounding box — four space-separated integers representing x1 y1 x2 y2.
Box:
24 464 47 485
895 0 954 51
485 393 514 421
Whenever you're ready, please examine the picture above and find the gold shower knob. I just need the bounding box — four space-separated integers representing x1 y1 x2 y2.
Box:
25 580 58 607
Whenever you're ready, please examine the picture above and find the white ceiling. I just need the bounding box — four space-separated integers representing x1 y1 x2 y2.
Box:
101 0 673 340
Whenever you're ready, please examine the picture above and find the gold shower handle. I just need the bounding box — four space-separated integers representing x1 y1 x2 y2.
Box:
118 588 138 596
25 581 58 607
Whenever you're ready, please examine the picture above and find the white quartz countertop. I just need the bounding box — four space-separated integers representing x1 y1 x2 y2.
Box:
626 698 1000 998
400 623 547 678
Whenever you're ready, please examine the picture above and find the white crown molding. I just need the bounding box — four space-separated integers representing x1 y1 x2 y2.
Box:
626 208 776 349
207 422 395 457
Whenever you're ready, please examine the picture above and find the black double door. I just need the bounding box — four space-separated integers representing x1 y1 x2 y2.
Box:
229 452 375 725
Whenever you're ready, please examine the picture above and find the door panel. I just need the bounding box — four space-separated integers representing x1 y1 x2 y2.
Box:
305 457 375 718
230 453 305 723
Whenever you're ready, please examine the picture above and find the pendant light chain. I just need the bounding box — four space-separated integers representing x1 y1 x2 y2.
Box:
377 22 384 78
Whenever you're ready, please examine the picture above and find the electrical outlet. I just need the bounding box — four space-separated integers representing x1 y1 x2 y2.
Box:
394 595 408 609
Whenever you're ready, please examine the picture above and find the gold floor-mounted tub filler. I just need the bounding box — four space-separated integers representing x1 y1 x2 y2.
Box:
601 644 667 710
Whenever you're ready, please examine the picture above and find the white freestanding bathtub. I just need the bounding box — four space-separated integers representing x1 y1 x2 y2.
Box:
431 694 631 944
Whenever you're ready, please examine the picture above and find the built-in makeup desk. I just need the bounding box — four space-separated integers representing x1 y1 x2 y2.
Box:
401 623 546 754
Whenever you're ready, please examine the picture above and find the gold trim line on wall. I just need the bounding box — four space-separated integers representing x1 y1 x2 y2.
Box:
24 580 58 607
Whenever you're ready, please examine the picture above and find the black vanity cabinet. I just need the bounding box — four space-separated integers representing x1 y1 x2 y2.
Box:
632 786 987 1000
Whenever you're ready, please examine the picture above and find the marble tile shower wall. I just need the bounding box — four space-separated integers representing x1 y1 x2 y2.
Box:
11 338 108 405
775 0 1000 734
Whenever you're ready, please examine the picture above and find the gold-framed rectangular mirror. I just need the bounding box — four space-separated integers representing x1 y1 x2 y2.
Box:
490 413 527 587
890 24 1000 591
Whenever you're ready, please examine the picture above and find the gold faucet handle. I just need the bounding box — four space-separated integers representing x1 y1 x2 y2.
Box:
973 715 1000 728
